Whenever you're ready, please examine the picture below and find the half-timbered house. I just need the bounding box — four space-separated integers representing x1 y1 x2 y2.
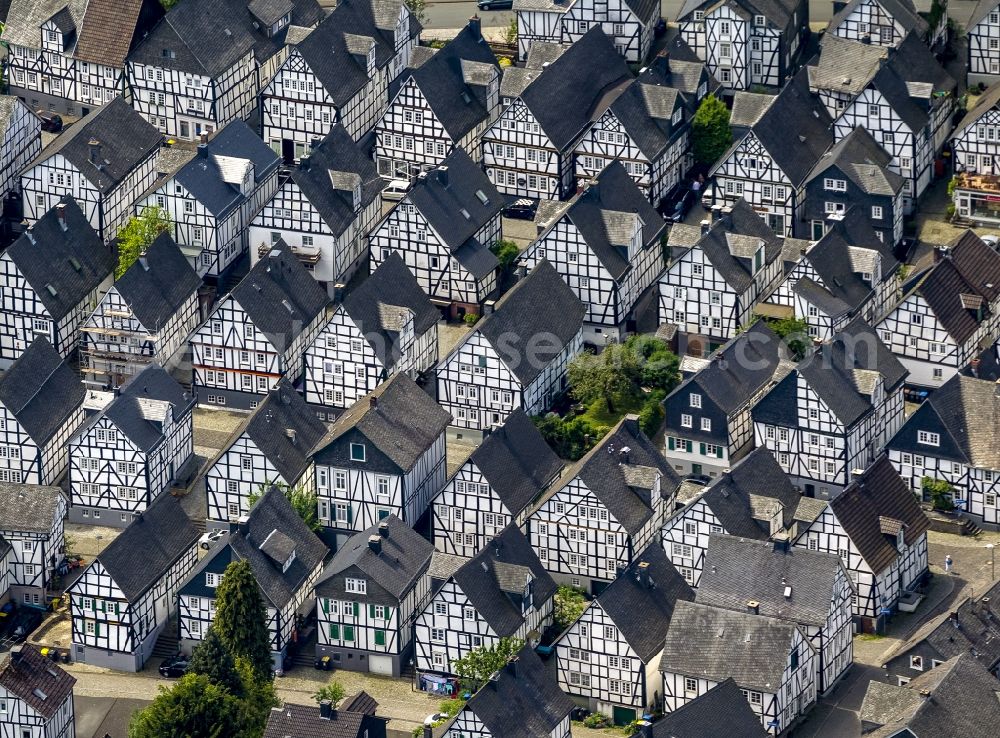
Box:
887 374 1000 528
263 696 388 738
794 455 930 632
753 318 907 498
68 364 194 526
516 0 659 63
661 447 812 587
20 98 162 241
1 0 164 117
647 679 768 737
526 416 679 595
431 408 563 558
659 600 817 735
482 27 632 200
260 0 418 152
369 149 505 317
442 645 574 738
656 199 783 353
249 125 383 289
315 515 433 676
676 0 808 90
554 545 694 725
79 232 200 387
0 645 76 738
708 70 833 236
0 198 113 368
519 162 665 343
374 21 500 178
0 338 85 486
0 98 41 201
311 373 449 542
437 260 585 433
68 495 200 671
805 35 888 119
967 0 1000 86
413 525 556 677
831 33 955 213
303 253 438 410
662 321 790 478
874 230 1000 387
827 0 929 48
138 120 280 279
951 84 1000 225
178 485 327 672
797 128 905 245
204 379 327 525
0 483 66 607
190 246 329 410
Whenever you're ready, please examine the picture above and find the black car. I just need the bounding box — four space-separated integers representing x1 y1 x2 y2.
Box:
8 607 42 643
668 189 695 223
35 111 63 133
159 653 190 678
503 198 537 220
477 0 513 9
684 474 712 486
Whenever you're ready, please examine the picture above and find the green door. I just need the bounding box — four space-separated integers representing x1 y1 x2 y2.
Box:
692 463 703 476
612 706 636 726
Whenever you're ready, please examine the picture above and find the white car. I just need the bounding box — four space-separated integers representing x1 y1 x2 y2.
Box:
382 179 410 201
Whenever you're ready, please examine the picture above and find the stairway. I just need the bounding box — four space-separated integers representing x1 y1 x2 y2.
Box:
961 517 982 537
290 626 318 670
152 618 181 659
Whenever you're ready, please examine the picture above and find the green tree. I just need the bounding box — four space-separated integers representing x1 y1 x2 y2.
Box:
128 674 244 738
922 477 955 511
405 0 427 24
490 239 520 272
626 335 680 392
503 16 518 46
214 559 273 682
452 637 524 692
159 0 180 8
188 627 243 697
691 95 733 167
313 681 346 707
235 659 279 738
568 344 639 414
249 483 321 532
758 315 811 361
115 206 171 278
532 414 602 461
553 585 588 632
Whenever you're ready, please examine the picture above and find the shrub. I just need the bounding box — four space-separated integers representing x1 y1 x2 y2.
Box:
463 313 480 326
553 585 588 632
922 477 955 511
582 713 611 729
638 396 665 437
532 414 604 461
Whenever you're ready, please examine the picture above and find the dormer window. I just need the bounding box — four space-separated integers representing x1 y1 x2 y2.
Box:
350 443 366 461
754 15 766 26
346 577 367 594
693 10 704 20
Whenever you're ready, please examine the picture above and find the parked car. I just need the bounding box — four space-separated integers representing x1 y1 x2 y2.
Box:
684 474 713 486
477 0 513 8
503 198 537 220
668 188 696 223
381 179 410 201
158 653 190 678
36 110 62 133
9 607 42 642
982 234 999 249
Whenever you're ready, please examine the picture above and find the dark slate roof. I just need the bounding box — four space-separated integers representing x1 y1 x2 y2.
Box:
829 0 928 38
91 364 193 452
391 24 499 142
471 260 585 385
229 245 329 351
805 127 904 196
0 646 76 720
406 148 505 254
969 0 1000 29
26 98 161 193
860 654 1000 738
112 231 200 332
182 486 328 609
0 338 84 445
311 373 450 473
74 0 164 67
173 120 279 217
519 27 632 150
317 515 433 605
828 456 930 574
90 494 200 601
289 125 382 238
793 277 851 318
263 702 378 738
606 64 686 161
536 416 680 537
690 199 783 293
457 645 573 738
904 230 1000 344
552 162 665 281
0 482 63 534
230 379 328 485
660 601 808 694
341 253 438 368
5 197 112 321
452 526 556 637
697 535 846 627
956 82 1000 136
677 0 800 27
467 409 564 518
595 544 694 662
650 678 769 738
807 35 887 98
868 33 955 134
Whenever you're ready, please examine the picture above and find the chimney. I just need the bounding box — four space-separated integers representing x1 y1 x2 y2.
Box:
438 166 449 187
319 700 333 720
423 727 433 738
700 219 711 235
506 655 519 678
56 203 67 231
378 521 390 538
638 722 654 738
88 138 101 164
636 560 651 588
197 143 208 158
747 600 760 615
285 428 297 445
368 535 382 555
618 446 631 465
200 132 209 145
468 14 481 40
370 395 378 411
300 154 310 171
238 514 250 537
310 138 321 151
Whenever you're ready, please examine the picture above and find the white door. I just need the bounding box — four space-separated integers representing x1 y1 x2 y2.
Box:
369 655 393 676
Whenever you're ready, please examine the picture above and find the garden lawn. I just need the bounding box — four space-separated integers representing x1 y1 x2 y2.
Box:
576 393 646 429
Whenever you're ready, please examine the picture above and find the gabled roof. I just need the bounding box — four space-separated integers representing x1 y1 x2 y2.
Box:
677 0 800 27
650 678 769 738
111 231 200 332
969 0 1000 29
25 97 161 194
730 91 775 132
697 536 848 627
0 482 63 534
0 96 37 138
465 409 564 518
451 526 556 637
454 645 573 738
340 253 438 368
687 199 783 293
229 245 329 351
593 544 694 662
317 515 433 605
828 0 928 39
805 127 904 196
263 700 380 738
956 82 1000 136
660 601 809 694
827 456 930 574
1 0 86 48
535 416 679 536
5 197 112 321
519 27 632 150
311 374 450 474
808 35 888 99
0 646 76 720
867 33 955 133
605 62 688 161
547 162 665 281
173 120 279 217
73 0 164 67
89 494 200 601
0 337 84 445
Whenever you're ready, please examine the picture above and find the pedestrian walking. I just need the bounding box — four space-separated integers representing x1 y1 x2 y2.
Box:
945 554 953 574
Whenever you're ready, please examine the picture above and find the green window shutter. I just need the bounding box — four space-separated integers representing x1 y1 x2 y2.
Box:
369 604 376 618
344 626 355 642
99 600 105 612
716 446 723 459
353 602 359 617
668 437 675 451
699 443 706 456
321 598 329 615
329 623 339 639
375 629 386 646
114 603 120 615
386 607 394 621
95 622 101 637
347 505 353 524
90 599 96 611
